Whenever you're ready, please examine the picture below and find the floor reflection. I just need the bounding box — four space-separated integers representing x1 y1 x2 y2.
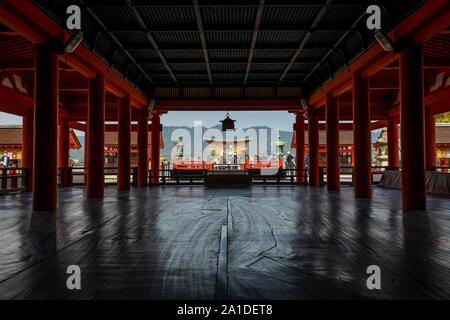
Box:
0 186 448 299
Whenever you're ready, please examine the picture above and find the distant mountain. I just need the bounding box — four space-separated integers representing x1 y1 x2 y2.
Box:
70 126 292 162
161 125 293 159
70 127 382 162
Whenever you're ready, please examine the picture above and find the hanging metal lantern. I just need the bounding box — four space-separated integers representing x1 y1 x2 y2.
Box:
174 136 184 158
220 112 236 131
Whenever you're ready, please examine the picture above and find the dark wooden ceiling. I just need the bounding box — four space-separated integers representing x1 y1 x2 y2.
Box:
31 0 426 99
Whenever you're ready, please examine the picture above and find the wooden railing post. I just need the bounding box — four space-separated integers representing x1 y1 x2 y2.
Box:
2 169 7 190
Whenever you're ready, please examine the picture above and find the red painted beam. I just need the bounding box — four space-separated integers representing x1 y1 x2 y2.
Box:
0 0 148 109
154 99 302 111
0 84 74 119
299 121 386 131
65 112 121 122
308 0 450 108
425 86 450 107
371 120 388 131
69 121 87 132
0 85 33 116
430 99 450 115
392 0 450 45
388 85 450 117
0 1 46 44
104 124 143 132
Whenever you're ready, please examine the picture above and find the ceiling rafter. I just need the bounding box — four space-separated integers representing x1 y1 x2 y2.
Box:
192 0 212 85
106 27 348 33
243 0 265 86
124 0 179 85
79 0 155 87
302 0 380 85
28 0 436 98
278 0 332 84
126 44 332 50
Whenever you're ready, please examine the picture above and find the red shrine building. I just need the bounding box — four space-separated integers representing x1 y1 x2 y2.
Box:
104 129 164 168
0 125 81 167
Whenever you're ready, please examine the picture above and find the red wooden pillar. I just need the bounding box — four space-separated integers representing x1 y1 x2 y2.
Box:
33 47 59 210
294 112 305 184
425 109 436 171
58 118 70 187
84 130 88 172
87 75 105 199
22 111 34 192
151 112 161 184
308 110 319 187
326 93 340 191
400 45 426 210
387 116 399 169
352 73 371 198
137 110 149 187
117 95 131 192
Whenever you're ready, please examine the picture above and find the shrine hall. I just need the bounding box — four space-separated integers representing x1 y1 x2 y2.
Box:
0 0 449 300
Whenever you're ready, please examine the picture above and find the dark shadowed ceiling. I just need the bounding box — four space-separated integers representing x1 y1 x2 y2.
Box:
32 0 425 99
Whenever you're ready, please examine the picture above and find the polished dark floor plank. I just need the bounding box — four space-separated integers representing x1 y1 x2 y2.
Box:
228 189 450 299
0 186 449 299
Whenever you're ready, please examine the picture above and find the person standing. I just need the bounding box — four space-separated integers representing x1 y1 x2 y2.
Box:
285 151 294 175
1 152 11 167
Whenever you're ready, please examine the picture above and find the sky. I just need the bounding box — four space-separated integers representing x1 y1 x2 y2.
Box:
162 111 295 131
0 112 22 125
0 111 296 131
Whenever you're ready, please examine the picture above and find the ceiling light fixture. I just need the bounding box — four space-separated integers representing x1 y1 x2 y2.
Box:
374 30 394 52
301 99 309 111
64 30 84 53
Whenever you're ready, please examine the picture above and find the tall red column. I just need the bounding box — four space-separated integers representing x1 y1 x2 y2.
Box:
87 75 105 199
387 116 399 169
84 130 88 171
352 73 371 198
425 109 436 171
117 95 131 192
58 118 70 187
294 112 305 184
400 45 426 210
33 47 59 210
308 110 319 187
151 112 161 184
326 94 340 191
137 110 149 187
22 111 33 192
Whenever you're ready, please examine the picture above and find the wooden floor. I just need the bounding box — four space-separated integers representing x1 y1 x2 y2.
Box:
0 186 449 300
